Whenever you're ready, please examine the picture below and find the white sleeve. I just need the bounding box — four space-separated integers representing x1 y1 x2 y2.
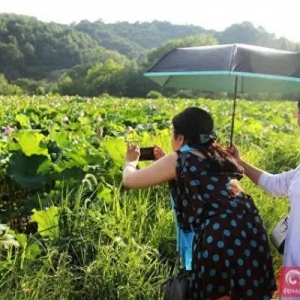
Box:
257 169 297 197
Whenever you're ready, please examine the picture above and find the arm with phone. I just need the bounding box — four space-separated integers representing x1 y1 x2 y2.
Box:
140 145 166 161
123 143 175 189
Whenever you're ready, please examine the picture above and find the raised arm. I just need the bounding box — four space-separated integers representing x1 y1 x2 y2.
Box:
122 152 177 189
228 144 296 197
240 159 296 197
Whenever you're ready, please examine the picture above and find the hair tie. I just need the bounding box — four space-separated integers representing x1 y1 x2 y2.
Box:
199 130 217 145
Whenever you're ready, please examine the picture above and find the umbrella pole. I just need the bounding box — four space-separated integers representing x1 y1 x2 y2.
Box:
229 76 238 147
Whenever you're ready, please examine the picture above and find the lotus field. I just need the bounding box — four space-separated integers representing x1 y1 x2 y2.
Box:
0 95 298 299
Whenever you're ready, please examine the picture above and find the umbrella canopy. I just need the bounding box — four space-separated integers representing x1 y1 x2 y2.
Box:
144 44 300 94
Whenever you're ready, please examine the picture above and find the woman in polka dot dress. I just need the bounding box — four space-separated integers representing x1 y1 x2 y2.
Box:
122 107 277 300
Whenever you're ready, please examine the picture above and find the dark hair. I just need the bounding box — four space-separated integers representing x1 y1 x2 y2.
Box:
172 107 243 174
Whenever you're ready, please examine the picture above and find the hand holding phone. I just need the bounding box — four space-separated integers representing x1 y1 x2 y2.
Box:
139 147 155 161
139 145 166 161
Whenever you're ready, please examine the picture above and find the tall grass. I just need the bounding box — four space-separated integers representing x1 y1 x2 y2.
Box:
0 181 176 299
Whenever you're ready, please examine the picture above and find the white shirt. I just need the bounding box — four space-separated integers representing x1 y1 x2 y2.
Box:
258 165 300 267
258 166 300 300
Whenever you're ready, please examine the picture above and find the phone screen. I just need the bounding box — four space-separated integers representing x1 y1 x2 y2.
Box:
139 147 155 161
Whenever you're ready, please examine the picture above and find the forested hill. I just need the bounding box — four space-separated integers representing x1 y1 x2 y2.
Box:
74 20 300 58
0 13 299 97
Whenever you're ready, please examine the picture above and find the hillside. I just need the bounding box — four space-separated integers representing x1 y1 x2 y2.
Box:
0 13 299 97
74 20 299 58
0 14 127 80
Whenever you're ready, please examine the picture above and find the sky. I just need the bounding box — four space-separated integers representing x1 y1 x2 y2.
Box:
1 0 300 42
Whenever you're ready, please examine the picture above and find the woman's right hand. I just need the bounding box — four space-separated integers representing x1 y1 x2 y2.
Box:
153 144 165 160
226 144 241 161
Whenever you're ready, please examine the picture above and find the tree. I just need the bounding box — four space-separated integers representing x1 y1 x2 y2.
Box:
57 75 74 96
85 59 126 96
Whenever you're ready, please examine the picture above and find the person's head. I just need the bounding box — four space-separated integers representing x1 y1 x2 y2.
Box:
171 106 243 175
171 107 215 151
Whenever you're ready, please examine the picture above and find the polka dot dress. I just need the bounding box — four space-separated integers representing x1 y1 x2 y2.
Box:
169 151 277 300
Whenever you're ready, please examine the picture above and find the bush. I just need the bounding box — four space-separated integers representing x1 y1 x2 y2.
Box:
146 90 162 99
0 74 23 95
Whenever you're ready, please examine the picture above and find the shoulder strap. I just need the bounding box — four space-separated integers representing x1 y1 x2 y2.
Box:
180 144 196 152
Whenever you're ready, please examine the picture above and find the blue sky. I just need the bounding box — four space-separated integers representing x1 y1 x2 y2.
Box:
1 0 299 42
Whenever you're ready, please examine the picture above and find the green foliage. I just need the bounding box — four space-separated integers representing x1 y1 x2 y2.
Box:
0 14 127 81
85 59 126 96
31 206 59 237
74 20 145 59
171 90 195 99
12 78 49 95
0 95 298 299
146 90 162 99
0 74 23 95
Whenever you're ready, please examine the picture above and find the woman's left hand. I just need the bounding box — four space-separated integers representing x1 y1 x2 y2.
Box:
125 143 140 165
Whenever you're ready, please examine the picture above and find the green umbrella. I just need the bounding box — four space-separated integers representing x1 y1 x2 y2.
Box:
144 44 300 145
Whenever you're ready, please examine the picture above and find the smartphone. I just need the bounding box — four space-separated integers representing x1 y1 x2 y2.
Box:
139 147 155 161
